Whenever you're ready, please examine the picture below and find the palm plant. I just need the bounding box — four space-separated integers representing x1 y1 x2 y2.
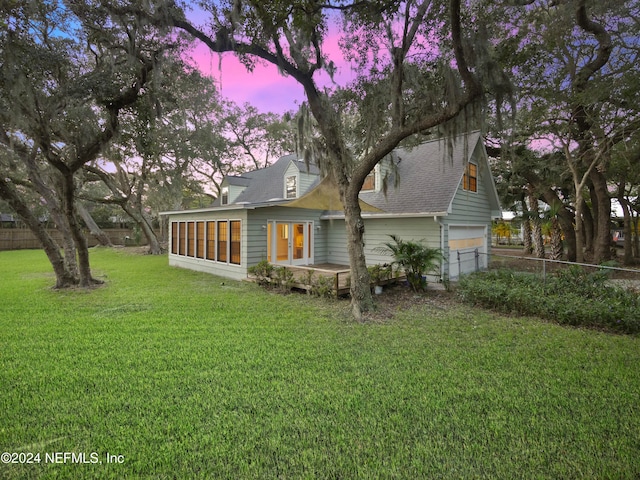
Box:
377 235 442 292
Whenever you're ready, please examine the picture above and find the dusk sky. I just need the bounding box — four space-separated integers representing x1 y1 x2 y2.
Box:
185 9 357 114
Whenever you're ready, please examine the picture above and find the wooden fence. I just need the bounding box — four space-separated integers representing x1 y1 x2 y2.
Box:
0 228 153 251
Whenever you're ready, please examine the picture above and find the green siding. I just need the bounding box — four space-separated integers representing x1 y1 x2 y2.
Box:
247 207 327 266
325 217 441 266
441 145 495 278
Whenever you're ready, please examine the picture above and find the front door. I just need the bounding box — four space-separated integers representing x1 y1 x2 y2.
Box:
269 221 313 265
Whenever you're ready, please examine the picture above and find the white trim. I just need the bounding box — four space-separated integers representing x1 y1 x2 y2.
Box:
267 219 314 266
320 211 448 220
285 174 298 199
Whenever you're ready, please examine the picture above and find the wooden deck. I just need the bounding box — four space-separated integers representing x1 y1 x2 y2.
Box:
247 263 406 297
285 263 352 296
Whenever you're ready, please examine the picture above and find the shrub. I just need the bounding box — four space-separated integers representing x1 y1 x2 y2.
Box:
376 235 442 292
248 260 275 287
311 274 335 298
273 266 295 293
458 267 640 334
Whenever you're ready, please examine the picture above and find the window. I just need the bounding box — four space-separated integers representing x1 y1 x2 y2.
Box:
463 163 478 192
171 218 241 266
217 221 228 262
171 222 178 254
196 222 205 259
221 186 229 205
362 169 376 191
187 222 195 256
178 222 186 255
206 221 216 260
230 220 241 265
285 175 297 199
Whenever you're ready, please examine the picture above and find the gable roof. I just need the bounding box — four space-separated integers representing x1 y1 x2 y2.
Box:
359 131 485 215
214 154 321 206
162 131 500 217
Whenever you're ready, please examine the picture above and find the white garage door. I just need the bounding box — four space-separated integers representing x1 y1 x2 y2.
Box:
448 226 487 279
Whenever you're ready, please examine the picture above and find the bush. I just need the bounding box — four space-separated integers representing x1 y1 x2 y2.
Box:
311 275 334 298
458 268 640 334
273 266 295 293
376 235 442 292
248 260 275 287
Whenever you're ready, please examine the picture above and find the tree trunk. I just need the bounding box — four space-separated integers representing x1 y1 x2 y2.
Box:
341 185 374 321
0 177 78 287
589 169 612 263
575 194 585 264
121 204 162 254
550 217 563 260
61 174 99 287
23 156 79 277
633 214 640 260
77 202 113 247
528 192 545 258
580 197 594 259
618 197 634 265
522 197 533 255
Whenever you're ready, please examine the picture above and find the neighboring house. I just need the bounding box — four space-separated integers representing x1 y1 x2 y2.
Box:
161 132 501 281
0 213 17 228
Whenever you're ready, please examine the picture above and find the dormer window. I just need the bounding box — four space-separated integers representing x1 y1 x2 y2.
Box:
285 175 297 199
362 168 376 192
221 186 229 205
463 163 477 192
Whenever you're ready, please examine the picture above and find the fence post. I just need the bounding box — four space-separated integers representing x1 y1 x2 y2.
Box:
457 250 461 277
475 248 479 272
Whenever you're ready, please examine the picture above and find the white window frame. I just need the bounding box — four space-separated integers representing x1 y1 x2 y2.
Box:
285 175 298 199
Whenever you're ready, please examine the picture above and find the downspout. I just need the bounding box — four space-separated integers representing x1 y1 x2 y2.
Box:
437 217 446 282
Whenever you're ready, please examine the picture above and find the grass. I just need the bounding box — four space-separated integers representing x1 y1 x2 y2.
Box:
1 248 639 479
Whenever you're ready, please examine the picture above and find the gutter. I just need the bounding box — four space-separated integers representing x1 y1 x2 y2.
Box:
319 211 449 220
159 199 291 216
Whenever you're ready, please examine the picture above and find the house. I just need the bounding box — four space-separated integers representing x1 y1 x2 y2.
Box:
0 213 17 228
161 132 501 281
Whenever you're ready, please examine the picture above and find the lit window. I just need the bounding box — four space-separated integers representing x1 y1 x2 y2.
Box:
218 221 228 262
171 222 178 254
187 222 195 256
206 221 216 260
362 169 376 192
196 222 205 259
285 175 297 199
463 163 477 192
178 222 186 255
230 221 241 265
221 186 229 205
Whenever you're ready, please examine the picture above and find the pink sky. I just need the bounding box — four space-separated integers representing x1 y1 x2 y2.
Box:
185 10 358 114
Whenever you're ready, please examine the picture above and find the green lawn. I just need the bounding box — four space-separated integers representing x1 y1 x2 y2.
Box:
1 248 639 479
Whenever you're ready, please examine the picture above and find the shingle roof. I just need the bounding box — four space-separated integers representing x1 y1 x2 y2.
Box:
213 154 321 205
359 132 482 214
209 132 483 213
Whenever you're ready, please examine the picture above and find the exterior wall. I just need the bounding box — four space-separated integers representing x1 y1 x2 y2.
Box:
227 184 245 204
247 207 327 265
441 146 494 278
167 209 248 281
299 170 318 196
284 161 319 198
324 216 441 266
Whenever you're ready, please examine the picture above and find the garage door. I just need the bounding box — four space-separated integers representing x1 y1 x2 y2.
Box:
448 226 487 279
